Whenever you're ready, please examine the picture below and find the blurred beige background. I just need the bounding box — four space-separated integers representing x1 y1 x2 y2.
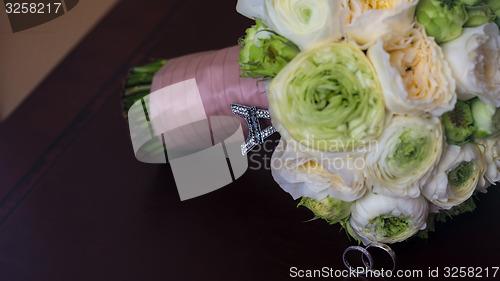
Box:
0 0 119 121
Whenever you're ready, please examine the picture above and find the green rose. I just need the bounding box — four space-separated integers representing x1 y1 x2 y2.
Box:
268 42 385 152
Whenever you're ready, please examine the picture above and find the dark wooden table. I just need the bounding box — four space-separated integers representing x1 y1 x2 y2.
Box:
1 1 499 280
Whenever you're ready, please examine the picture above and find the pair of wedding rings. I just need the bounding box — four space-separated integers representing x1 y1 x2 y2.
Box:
343 243 396 274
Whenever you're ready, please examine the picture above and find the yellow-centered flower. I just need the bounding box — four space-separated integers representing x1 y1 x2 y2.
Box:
367 24 456 116
296 161 347 188
343 0 418 45
270 140 367 202
361 0 398 10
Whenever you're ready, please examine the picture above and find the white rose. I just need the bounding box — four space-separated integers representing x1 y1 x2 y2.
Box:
441 23 500 106
271 139 367 202
350 192 429 244
365 115 444 198
367 24 456 116
477 137 500 191
422 143 485 210
343 0 418 46
236 0 344 50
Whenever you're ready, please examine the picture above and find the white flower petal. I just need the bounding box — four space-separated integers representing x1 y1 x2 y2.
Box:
237 0 344 50
365 115 444 198
422 143 485 210
477 137 500 190
343 0 418 46
271 139 367 202
367 24 456 116
441 23 500 105
236 0 268 22
350 192 428 244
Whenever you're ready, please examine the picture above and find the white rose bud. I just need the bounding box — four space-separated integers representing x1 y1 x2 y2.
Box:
350 192 429 244
422 143 485 210
271 140 366 202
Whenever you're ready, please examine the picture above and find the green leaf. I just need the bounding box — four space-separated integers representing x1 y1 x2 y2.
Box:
298 196 352 224
416 195 477 239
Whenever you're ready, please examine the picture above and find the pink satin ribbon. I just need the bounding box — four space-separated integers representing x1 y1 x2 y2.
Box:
150 45 270 136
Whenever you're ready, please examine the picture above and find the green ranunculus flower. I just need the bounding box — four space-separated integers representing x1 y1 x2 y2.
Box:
416 0 468 43
298 196 352 224
442 100 477 145
464 4 496 27
268 42 385 152
238 21 300 80
365 115 443 198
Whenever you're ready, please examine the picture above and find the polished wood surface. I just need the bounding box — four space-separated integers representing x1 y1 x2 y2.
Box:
0 1 499 280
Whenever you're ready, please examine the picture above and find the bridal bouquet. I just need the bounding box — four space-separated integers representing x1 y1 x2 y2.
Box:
123 0 500 246
236 0 500 245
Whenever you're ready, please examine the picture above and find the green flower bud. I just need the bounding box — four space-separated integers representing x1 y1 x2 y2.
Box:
485 0 500 27
298 196 352 224
464 4 496 27
470 97 500 138
416 0 468 43
442 100 477 145
238 21 299 80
